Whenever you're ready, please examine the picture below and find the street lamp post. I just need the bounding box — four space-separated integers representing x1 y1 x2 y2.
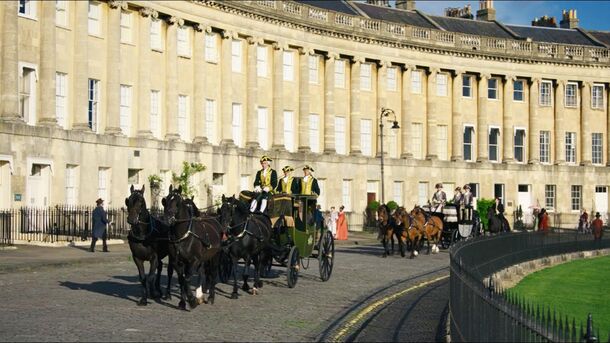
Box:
379 107 400 204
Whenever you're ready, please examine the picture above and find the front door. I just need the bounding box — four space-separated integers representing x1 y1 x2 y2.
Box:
0 161 10 209
595 186 608 221
26 164 51 207
517 184 532 225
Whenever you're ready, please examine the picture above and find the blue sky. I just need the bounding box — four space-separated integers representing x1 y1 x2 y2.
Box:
392 1 610 31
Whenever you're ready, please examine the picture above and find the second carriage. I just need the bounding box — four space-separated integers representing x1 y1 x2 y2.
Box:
424 204 481 249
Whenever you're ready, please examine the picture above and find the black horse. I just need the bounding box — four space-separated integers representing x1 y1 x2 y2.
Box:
125 185 174 306
162 185 222 310
218 195 273 298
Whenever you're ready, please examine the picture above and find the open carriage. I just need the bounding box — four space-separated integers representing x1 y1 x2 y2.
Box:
264 194 335 288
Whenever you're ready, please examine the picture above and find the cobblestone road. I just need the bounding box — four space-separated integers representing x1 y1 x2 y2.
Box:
0 243 449 342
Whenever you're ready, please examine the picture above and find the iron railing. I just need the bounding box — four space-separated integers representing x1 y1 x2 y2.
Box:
450 231 610 342
0 205 145 244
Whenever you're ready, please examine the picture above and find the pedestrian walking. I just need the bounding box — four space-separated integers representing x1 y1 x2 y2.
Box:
328 206 338 238
538 208 550 233
336 205 348 240
90 198 109 252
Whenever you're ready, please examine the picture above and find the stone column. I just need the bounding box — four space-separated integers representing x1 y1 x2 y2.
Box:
219 30 236 146
38 0 58 126
349 56 363 156
376 60 390 157
451 70 463 161
400 65 413 159
528 78 540 163
581 82 593 165
271 42 286 151
502 75 515 163
104 1 125 135
136 7 156 138
0 1 20 121
323 52 338 154
297 47 313 152
244 36 262 148
71 0 90 130
164 16 182 141
425 68 439 160
553 80 566 164
476 73 489 162
192 23 207 144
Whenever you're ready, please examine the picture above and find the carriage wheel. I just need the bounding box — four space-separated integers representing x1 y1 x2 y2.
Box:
318 231 335 282
452 228 460 244
286 246 300 288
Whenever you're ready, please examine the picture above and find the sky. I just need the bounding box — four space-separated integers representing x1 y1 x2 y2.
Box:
391 1 610 31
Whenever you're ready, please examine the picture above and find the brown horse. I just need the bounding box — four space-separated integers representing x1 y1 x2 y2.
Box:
377 204 405 257
411 206 443 254
392 206 423 259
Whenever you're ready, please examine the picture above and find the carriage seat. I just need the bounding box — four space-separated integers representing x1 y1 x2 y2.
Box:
270 215 294 229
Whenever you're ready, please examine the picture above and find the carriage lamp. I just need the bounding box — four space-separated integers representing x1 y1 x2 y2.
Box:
379 107 400 204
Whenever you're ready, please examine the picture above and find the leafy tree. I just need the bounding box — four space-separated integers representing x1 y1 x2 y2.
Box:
172 162 206 198
148 174 163 190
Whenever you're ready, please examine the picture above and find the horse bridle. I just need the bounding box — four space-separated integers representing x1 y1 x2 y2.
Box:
127 191 159 242
166 193 211 247
222 199 264 241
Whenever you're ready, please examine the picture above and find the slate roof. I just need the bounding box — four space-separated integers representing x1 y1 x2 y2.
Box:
352 2 436 29
506 25 599 46
293 0 608 47
293 0 360 16
429 15 513 39
589 31 610 48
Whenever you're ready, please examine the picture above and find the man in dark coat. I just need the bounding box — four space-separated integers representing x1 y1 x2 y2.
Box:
276 165 300 194
90 198 109 252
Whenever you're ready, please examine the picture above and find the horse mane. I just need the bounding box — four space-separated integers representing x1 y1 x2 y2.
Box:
230 196 250 214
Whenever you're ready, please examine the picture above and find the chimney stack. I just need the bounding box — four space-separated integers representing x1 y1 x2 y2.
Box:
365 0 391 7
532 15 557 28
560 9 579 29
445 4 474 19
476 0 496 21
396 0 416 11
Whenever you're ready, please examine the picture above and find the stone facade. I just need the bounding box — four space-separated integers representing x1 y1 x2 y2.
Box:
1 0 610 229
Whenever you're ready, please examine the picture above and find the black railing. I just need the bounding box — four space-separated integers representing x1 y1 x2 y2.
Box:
450 231 610 342
0 205 134 244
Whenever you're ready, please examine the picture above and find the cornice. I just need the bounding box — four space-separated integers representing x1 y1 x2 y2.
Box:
192 0 610 70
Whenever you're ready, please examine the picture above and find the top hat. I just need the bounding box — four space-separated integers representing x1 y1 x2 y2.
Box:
455 187 461 191
96 198 104 205
260 155 272 162
303 165 315 172
595 212 601 218
435 183 443 189
282 165 294 173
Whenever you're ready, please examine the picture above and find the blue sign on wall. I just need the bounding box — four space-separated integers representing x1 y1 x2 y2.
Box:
14 194 22 201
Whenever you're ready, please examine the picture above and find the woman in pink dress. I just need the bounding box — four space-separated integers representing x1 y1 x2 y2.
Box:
336 205 348 240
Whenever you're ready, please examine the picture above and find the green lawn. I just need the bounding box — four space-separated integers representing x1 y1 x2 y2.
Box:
509 255 610 341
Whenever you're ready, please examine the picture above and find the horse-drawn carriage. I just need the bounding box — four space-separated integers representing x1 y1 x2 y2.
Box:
438 204 482 249
263 194 335 288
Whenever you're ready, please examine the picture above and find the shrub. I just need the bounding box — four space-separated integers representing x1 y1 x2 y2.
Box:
172 162 206 198
367 200 380 212
386 200 398 211
477 198 495 231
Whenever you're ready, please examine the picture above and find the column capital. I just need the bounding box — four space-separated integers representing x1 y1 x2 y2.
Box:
272 41 288 51
378 60 392 68
222 30 238 40
351 56 365 64
108 0 128 10
529 77 541 85
555 79 567 87
452 69 466 76
580 81 592 89
325 52 340 60
247 36 264 45
428 67 440 76
193 23 205 32
168 16 184 27
138 7 158 18
503 74 516 82
478 72 491 80
298 46 315 55
402 64 416 71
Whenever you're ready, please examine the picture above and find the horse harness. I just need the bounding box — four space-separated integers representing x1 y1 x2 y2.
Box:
168 204 216 248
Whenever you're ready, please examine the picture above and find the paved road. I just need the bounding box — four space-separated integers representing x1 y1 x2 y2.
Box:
0 242 449 342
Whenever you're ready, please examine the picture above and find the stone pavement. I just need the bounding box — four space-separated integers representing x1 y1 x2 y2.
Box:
0 230 380 273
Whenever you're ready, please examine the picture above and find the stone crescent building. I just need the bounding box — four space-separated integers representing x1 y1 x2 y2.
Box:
1 0 610 229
